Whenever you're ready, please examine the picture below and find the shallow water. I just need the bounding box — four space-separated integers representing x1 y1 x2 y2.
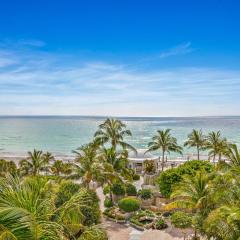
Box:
0 116 239 157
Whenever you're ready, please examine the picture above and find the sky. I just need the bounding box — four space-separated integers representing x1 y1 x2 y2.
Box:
0 0 240 116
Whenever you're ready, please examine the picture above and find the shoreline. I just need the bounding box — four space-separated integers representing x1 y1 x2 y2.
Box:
0 151 224 165
0 151 75 163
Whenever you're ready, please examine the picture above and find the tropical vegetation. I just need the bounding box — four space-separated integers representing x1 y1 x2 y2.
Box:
184 129 206 160
147 129 182 171
157 160 213 197
118 197 141 212
0 118 239 239
0 175 106 239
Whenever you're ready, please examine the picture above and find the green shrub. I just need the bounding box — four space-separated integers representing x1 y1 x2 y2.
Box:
130 210 156 228
103 184 110 195
118 197 140 212
138 189 152 200
116 214 125 221
111 182 125 196
144 160 156 174
103 207 114 218
155 218 168 230
133 174 140 181
103 207 125 221
78 227 108 240
157 160 213 197
126 183 137 196
104 196 113 208
55 180 81 207
179 160 213 176
144 210 155 217
137 210 155 217
130 218 144 227
157 168 182 198
171 211 192 229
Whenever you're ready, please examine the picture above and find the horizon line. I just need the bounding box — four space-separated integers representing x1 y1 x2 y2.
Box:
0 114 240 118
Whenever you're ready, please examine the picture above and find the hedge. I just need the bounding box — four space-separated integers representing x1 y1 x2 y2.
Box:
118 197 140 212
104 196 113 208
126 183 137 196
111 182 125 196
133 174 140 181
157 160 213 197
138 189 152 200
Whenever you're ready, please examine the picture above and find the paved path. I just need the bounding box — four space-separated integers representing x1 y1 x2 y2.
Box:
140 230 181 240
129 228 143 240
96 187 140 240
104 221 133 240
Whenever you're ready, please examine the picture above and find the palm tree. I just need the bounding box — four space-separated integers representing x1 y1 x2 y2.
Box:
0 175 106 239
42 151 54 175
148 129 182 171
100 160 122 202
168 171 212 213
94 118 135 151
98 147 131 180
166 171 213 238
19 149 45 176
73 142 102 188
224 143 240 166
204 205 240 240
204 131 228 163
184 129 206 160
0 159 17 176
203 168 240 239
61 162 73 176
51 160 65 176
19 158 32 176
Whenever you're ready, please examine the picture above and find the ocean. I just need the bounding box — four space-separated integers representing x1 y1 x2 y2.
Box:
0 116 240 158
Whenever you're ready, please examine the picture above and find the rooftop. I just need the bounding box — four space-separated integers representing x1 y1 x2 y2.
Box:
128 149 159 162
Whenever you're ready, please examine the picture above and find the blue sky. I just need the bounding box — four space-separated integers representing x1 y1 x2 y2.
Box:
0 0 240 116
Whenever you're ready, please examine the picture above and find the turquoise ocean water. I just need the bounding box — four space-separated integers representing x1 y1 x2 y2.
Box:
0 116 240 157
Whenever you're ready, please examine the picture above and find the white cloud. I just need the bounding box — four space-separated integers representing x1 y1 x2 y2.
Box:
0 42 239 116
159 42 194 58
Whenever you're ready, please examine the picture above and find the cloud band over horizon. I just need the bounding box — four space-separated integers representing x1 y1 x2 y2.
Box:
0 40 240 117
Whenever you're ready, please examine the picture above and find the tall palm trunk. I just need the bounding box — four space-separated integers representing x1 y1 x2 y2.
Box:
213 154 216 166
194 229 197 239
197 146 200 160
112 140 116 150
33 168 37 176
86 180 91 189
219 153 222 162
162 151 165 171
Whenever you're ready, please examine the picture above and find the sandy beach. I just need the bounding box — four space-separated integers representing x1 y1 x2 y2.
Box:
0 152 75 163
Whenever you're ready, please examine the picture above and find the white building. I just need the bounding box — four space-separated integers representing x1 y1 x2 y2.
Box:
128 149 159 173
